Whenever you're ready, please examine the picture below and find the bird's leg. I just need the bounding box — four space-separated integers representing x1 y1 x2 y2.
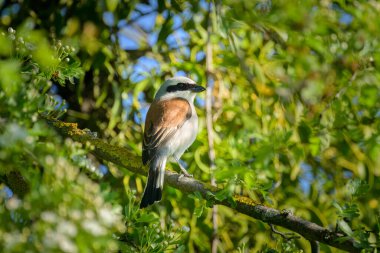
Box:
174 156 193 178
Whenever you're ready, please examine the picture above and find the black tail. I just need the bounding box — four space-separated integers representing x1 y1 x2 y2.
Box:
140 158 165 209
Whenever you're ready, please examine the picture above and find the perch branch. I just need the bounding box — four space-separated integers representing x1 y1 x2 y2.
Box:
46 117 361 253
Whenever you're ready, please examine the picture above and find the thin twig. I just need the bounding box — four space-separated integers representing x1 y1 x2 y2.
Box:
270 224 301 240
309 240 320 253
206 2 218 253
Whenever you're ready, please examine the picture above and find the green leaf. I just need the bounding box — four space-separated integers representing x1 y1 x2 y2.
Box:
215 189 228 201
359 85 378 108
188 191 203 200
297 121 311 143
174 245 187 253
194 204 204 218
106 0 118 12
157 15 173 43
347 179 370 198
28 32 60 72
332 201 343 213
341 204 360 219
136 213 159 223
0 59 21 96
337 220 353 236
0 32 12 56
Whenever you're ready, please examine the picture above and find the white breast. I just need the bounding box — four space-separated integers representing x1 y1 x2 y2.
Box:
168 107 198 159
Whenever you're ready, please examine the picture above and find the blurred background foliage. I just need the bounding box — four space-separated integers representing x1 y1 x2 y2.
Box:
0 0 379 252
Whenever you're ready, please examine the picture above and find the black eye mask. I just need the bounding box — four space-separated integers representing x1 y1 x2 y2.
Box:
167 82 195 92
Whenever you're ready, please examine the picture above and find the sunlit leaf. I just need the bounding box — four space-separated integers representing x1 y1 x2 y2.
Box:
337 220 354 237
0 59 21 96
106 0 118 12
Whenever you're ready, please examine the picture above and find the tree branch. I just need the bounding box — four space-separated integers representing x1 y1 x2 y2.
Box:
46 117 361 253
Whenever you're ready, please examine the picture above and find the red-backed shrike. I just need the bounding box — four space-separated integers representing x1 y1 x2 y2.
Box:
140 77 205 208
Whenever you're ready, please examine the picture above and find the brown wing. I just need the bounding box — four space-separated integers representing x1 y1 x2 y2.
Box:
142 98 192 165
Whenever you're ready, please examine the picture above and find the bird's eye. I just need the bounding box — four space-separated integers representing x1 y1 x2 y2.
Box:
167 83 190 92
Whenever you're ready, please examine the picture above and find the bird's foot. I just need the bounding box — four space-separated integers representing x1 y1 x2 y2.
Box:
183 172 193 178
179 164 192 178
178 172 193 181
174 157 193 180
180 168 193 178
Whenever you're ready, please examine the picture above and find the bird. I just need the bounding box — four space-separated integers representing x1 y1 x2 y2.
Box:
140 76 205 209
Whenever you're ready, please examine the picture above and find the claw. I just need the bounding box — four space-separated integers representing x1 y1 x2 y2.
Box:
180 167 192 178
177 173 193 181
174 156 192 178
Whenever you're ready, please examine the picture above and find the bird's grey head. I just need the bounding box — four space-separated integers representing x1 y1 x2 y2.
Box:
154 76 205 101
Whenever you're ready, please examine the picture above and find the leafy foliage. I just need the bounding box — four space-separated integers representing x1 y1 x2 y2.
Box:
0 27 124 252
0 0 379 252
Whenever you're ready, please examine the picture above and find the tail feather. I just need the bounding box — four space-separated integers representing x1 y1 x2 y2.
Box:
140 157 166 209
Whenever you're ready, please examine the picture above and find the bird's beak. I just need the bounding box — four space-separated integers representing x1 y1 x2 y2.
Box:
191 85 206 93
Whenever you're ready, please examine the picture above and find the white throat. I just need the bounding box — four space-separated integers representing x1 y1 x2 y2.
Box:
155 91 196 103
